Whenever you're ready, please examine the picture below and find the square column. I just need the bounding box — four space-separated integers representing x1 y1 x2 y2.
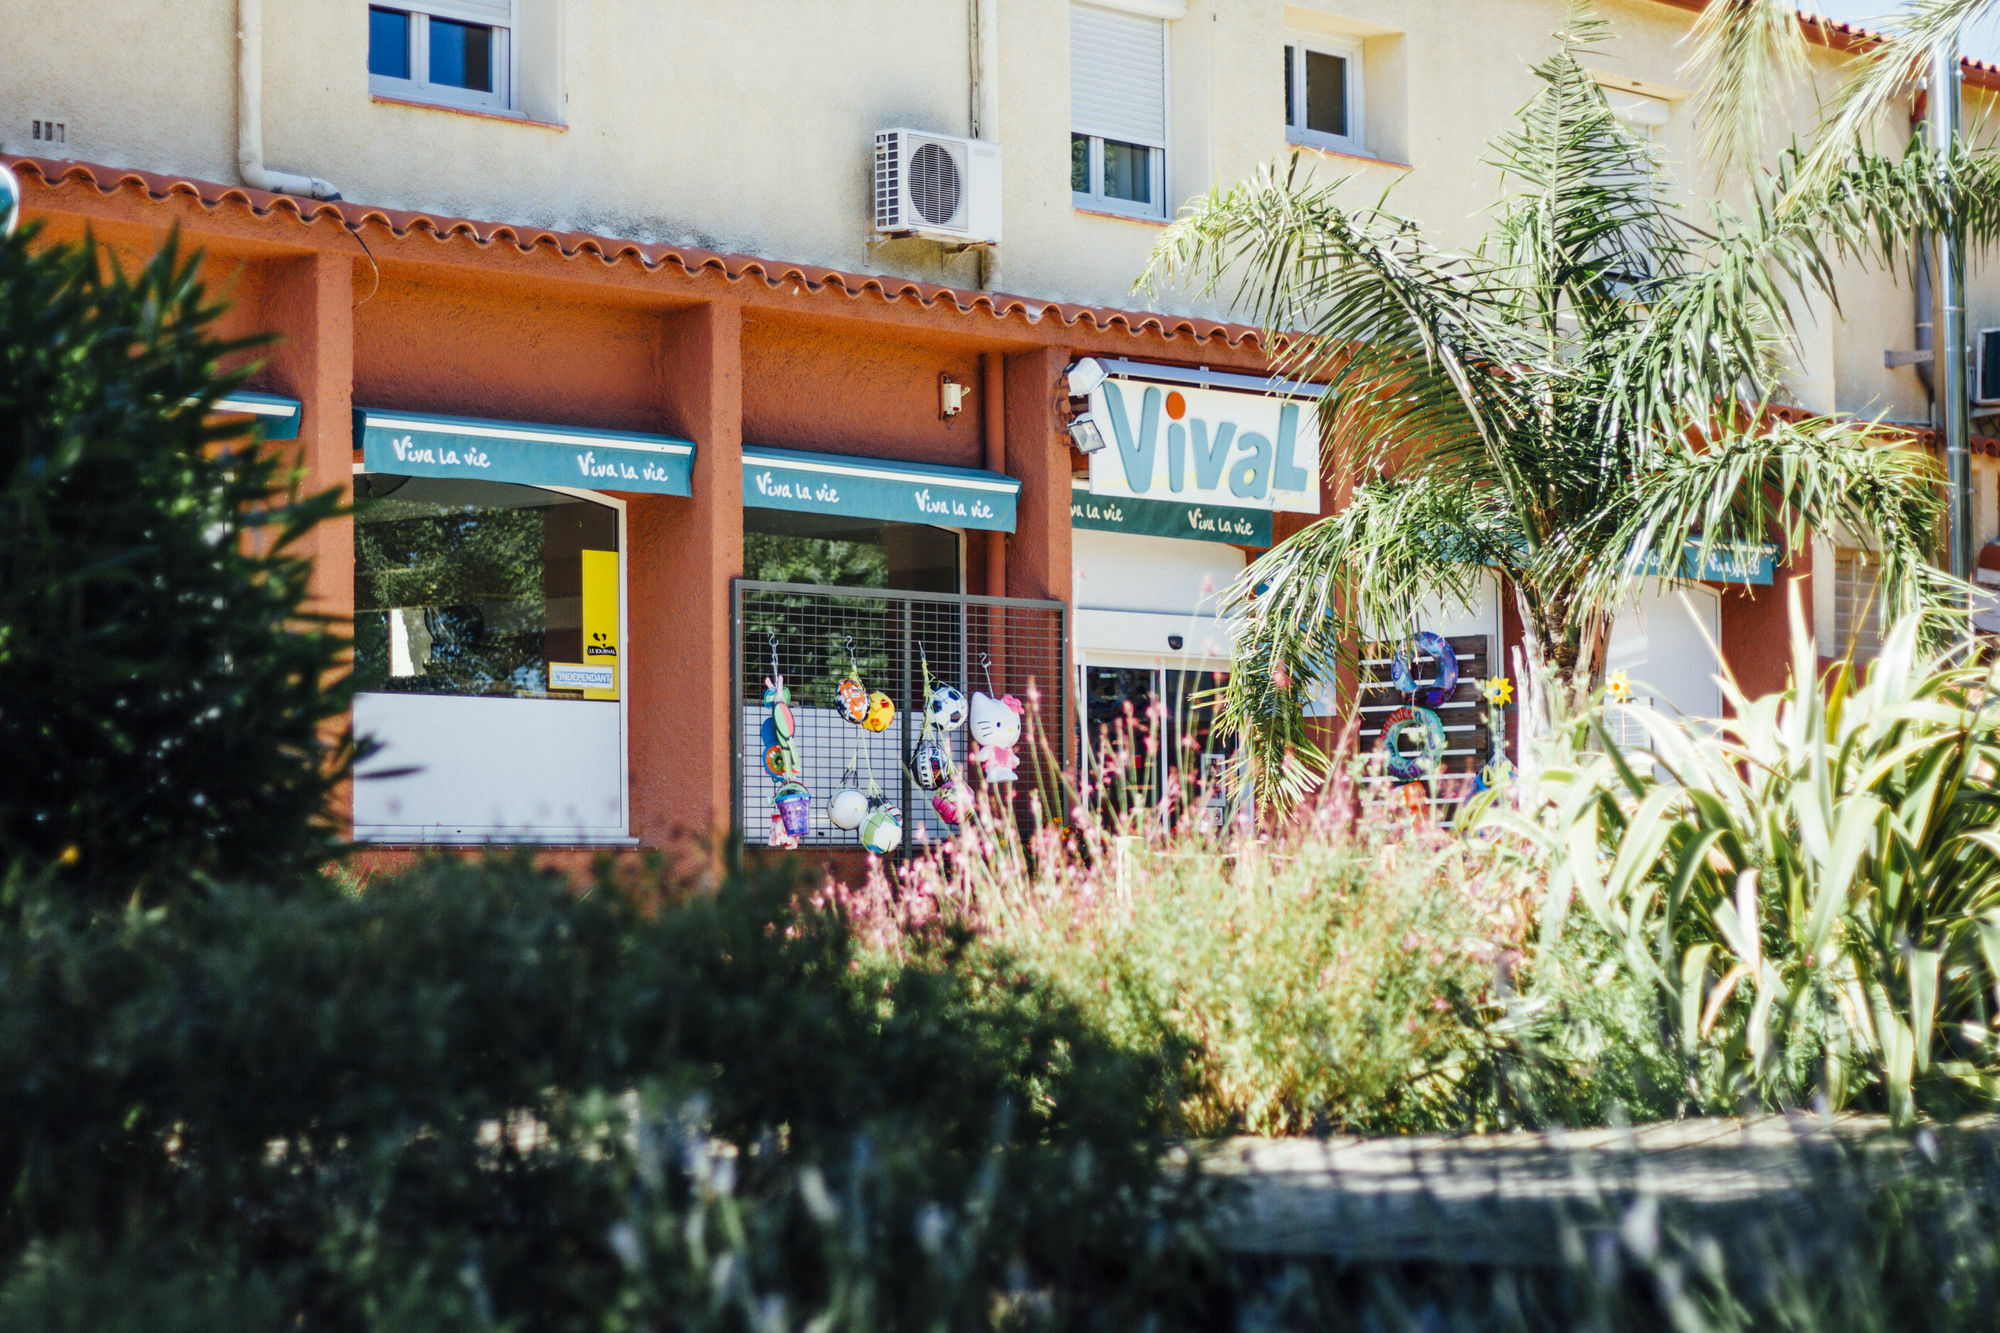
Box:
628 301 744 846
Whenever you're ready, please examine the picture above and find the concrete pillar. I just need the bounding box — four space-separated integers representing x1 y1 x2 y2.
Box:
258 250 356 828
629 300 744 846
1003 346 1072 764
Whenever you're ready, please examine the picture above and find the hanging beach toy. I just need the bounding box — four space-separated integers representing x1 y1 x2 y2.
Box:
911 738 951 790
1390 630 1460 709
931 780 971 826
860 800 903 854
862 691 896 732
967 654 1023 784
830 785 870 830
1379 704 1447 783
926 684 967 732
834 636 869 725
773 780 812 839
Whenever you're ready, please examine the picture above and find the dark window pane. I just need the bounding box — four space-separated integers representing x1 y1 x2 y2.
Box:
368 7 411 79
742 510 959 594
1071 134 1090 193
429 17 494 92
1284 45 1295 127
353 476 617 700
1102 139 1152 204
1305 49 1348 137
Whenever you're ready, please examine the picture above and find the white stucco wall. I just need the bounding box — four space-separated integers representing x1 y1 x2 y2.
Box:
2 0 1994 422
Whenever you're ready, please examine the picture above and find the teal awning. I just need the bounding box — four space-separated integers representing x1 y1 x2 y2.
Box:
355 409 694 495
1070 484 1271 546
741 445 1018 532
199 391 302 440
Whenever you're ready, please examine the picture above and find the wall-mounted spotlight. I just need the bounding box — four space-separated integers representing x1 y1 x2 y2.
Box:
1065 357 1107 397
1068 411 1107 454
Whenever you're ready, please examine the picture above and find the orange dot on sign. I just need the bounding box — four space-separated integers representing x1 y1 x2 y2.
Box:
1165 391 1187 420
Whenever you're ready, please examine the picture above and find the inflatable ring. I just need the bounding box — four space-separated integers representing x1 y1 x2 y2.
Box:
1380 704 1447 782
1390 631 1459 708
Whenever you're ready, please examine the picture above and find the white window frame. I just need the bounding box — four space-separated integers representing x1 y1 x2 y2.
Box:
369 1 517 115
1071 135 1168 220
1285 34 1364 157
349 466 631 843
1070 2 1171 221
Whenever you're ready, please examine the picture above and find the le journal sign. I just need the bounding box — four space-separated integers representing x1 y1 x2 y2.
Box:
1085 378 1321 514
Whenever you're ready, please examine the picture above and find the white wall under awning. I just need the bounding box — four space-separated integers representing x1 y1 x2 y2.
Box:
1605 583 1724 740
353 693 627 842
1071 529 1246 666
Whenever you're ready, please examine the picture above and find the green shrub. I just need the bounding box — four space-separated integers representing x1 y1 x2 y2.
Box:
0 225 347 906
1487 598 2000 1123
0 856 1217 1331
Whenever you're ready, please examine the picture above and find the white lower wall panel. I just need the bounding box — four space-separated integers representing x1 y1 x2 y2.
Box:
353 692 626 841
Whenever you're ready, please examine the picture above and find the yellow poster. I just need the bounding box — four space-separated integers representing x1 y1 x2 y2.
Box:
580 548 619 701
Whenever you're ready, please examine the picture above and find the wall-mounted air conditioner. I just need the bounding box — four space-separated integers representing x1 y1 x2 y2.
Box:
1978 327 2000 406
873 128 1001 245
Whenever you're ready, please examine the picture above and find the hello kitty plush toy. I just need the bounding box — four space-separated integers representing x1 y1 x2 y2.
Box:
967 692 1024 783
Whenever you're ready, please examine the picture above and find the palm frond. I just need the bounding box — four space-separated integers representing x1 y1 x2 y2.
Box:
1580 415 1957 641
1791 0 2000 194
1685 0 1812 176
1139 160 1539 494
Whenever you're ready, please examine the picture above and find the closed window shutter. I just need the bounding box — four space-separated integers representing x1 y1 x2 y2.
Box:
422 0 515 25
1832 546 1883 657
1071 3 1166 148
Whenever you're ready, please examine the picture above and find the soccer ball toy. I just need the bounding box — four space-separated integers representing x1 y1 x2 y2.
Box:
926 684 967 732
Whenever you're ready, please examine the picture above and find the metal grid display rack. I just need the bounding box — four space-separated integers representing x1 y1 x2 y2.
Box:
731 580 1069 853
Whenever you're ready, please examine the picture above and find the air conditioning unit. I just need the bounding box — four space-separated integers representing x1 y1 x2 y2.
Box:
1979 327 2000 406
873 128 1001 245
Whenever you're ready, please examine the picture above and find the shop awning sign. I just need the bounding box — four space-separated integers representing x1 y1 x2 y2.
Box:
741 446 1019 532
1083 362 1326 515
1631 538 1777 585
1070 483 1271 546
354 409 695 496
209 391 303 440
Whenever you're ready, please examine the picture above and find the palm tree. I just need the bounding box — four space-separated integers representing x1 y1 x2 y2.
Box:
1139 8 1984 812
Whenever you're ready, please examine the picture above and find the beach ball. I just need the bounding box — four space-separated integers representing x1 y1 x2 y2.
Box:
829 786 869 830
860 804 903 854
835 678 868 724
911 738 951 790
862 691 896 732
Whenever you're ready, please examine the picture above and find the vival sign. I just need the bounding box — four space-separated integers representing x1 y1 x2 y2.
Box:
1085 377 1321 514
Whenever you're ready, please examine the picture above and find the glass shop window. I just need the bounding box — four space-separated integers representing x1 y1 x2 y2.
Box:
741 510 961 594
353 474 619 700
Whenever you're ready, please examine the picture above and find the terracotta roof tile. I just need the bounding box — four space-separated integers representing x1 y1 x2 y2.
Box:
5 155 1266 350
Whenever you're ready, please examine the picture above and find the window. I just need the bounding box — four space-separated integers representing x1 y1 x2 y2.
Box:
742 510 962 594
1071 3 1167 218
1603 86 1671 143
351 474 628 841
1284 36 1363 155
1832 545 1884 660
369 1 514 113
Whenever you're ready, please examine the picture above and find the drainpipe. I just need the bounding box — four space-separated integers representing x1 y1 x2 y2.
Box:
238 0 341 200
1931 43 1973 583
1912 102 1937 406
969 0 1001 292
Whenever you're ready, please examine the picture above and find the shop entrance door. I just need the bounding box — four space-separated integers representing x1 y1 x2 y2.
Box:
1079 662 1232 828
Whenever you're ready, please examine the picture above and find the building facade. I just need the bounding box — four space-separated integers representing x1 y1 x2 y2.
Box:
6 0 1999 855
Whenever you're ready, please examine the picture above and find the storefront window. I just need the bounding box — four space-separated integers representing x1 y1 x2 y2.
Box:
351 473 627 842
354 475 619 700
1082 665 1231 826
742 509 959 593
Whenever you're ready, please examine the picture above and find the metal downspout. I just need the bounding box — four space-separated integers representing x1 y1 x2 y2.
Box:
238 0 341 200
